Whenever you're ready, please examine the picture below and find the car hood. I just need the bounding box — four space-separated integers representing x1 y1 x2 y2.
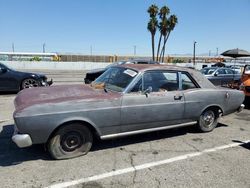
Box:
13 70 46 78
14 84 121 111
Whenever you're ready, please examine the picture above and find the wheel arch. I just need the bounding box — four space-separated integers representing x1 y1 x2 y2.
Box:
46 119 101 144
200 105 224 118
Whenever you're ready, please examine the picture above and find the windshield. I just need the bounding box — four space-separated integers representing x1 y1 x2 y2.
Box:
0 63 11 70
200 68 216 75
93 67 138 92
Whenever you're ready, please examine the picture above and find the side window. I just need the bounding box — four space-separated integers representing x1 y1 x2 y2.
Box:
143 71 179 92
216 69 226 75
130 78 142 92
181 73 197 90
225 69 233 74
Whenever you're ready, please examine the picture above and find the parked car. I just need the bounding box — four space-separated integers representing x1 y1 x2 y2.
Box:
84 59 159 84
200 67 241 86
240 64 250 99
12 64 244 159
0 63 52 92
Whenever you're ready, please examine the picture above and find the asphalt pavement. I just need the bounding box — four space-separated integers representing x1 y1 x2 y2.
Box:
0 70 250 188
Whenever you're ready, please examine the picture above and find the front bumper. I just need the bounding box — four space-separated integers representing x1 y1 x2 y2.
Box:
237 104 245 112
12 128 32 148
41 79 53 86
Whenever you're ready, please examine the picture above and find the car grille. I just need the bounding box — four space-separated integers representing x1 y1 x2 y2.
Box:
245 86 250 93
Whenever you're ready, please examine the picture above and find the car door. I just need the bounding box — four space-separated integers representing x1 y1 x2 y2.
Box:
213 68 232 86
120 70 185 133
0 65 18 91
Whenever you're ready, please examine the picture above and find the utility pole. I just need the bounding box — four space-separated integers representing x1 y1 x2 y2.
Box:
216 47 218 56
90 45 93 56
133 45 136 57
43 43 46 53
193 41 197 66
12 43 15 52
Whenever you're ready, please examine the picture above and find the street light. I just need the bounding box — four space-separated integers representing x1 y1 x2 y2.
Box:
193 41 197 66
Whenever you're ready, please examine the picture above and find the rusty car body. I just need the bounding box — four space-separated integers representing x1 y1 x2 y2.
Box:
240 64 250 98
12 64 245 159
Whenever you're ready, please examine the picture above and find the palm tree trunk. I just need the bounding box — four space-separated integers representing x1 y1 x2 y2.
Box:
159 35 166 61
151 33 155 61
161 32 170 62
156 34 162 61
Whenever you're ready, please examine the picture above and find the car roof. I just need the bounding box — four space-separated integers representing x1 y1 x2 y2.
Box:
116 64 216 89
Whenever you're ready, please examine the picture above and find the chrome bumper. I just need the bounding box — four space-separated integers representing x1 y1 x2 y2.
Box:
237 104 245 112
12 129 32 148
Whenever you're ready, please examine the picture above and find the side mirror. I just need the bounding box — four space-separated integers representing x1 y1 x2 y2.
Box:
214 72 218 76
0 67 7 73
143 86 152 97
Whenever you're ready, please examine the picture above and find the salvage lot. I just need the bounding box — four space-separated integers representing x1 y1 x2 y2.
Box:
0 70 250 188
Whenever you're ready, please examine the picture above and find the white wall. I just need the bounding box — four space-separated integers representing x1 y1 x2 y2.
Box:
1 61 111 70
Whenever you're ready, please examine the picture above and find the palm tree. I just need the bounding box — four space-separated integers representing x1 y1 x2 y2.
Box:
147 5 158 61
147 4 158 17
160 14 178 62
156 6 170 61
147 17 158 61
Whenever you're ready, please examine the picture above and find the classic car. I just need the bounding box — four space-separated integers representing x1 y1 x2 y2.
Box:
0 62 52 92
240 64 250 98
12 64 245 159
84 59 159 84
200 67 241 86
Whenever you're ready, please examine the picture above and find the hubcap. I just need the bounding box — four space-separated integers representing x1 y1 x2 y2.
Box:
23 79 39 88
201 111 215 128
61 131 84 152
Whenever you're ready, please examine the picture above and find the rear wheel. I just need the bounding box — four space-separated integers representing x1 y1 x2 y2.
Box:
48 123 93 160
198 109 218 132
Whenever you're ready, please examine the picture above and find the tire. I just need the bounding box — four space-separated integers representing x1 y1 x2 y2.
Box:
21 78 39 89
48 123 93 160
197 109 218 132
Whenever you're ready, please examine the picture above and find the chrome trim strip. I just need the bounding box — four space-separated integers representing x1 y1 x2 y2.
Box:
100 121 197 140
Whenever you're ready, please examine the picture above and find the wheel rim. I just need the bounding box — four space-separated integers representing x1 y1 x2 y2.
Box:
22 79 39 88
201 110 215 128
61 131 84 152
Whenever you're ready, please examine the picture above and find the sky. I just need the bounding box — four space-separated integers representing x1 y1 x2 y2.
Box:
0 0 250 56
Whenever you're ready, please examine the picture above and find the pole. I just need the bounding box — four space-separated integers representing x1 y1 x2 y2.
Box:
133 45 136 57
43 43 46 53
12 43 15 52
216 47 218 56
193 41 197 66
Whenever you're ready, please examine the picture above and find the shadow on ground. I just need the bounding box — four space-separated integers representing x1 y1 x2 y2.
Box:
0 91 18 95
232 139 250 150
0 123 228 167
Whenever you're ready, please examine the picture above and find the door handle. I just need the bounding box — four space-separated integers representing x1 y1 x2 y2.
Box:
174 95 183 100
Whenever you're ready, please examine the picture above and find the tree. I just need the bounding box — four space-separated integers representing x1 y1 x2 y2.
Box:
156 6 170 61
160 14 178 62
147 4 178 62
147 5 158 61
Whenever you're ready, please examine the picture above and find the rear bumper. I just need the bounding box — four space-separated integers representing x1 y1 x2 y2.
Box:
237 104 245 112
12 128 32 148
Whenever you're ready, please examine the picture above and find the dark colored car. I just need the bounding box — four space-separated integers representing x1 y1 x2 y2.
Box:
0 62 52 92
84 60 159 84
200 67 241 86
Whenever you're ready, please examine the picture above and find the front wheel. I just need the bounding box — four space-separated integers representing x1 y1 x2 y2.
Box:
21 78 39 89
198 109 218 132
48 123 93 160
